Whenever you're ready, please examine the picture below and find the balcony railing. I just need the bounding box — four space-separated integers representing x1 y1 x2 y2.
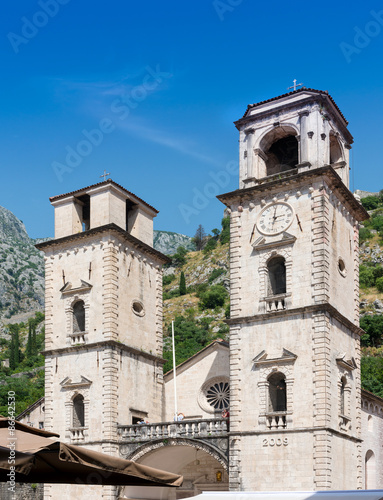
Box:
265 412 287 429
69 331 86 345
70 426 87 442
118 418 228 443
265 294 287 312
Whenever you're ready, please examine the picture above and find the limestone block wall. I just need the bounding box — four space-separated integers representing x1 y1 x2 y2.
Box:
117 349 164 425
43 234 110 349
361 395 383 489
116 242 163 355
53 198 82 238
228 179 358 322
90 188 126 230
326 189 360 323
164 344 229 421
229 183 314 319
238 432 315 491
233 316 314 431
127 207 154 247
46 345 163 441
43 231 163 354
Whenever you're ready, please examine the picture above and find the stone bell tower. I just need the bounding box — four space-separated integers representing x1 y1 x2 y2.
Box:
218 88 368 491
36 179 168 499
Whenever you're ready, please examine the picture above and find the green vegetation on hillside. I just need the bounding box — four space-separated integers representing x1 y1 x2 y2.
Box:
361 351 383 398
359 194 383 397
0 312 45 416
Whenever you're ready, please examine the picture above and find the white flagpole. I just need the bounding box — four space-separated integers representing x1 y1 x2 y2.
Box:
172 320 178 420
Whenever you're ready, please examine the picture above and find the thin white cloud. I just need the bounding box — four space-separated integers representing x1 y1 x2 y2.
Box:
116 120 221 166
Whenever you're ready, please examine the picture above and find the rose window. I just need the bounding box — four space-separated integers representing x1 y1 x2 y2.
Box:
198 377 230 414
206 382 230 410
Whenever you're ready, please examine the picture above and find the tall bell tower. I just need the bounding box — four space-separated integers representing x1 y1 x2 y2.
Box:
37 179 168 499
218 88 368 491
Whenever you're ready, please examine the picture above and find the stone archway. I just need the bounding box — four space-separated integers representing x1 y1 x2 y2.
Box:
119 439 229 499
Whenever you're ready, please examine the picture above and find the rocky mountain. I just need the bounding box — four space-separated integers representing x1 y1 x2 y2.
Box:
0 206 45 322
153 230 195 255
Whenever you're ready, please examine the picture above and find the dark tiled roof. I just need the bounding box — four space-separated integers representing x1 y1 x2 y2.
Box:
241 87 348 125
49 179 158 214
361 388 383 404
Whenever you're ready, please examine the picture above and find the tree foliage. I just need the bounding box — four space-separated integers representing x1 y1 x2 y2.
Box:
0 372 45 416
220 217 230 244
172 246 188 267
359 264 383 289
199 284 228 310
360 315 383 347
361 196 380 211
193 225 207 251
163 316 211 372
179 271 187 295
361 356 383 398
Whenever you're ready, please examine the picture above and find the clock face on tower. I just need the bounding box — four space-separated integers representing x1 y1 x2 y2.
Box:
256 202 294 235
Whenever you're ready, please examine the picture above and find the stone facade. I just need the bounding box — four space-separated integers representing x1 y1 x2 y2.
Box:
29 89 383 499
218 88 370 492
36 180 168 500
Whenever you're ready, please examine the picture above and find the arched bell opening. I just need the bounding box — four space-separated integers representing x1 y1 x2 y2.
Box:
329 133 344 165
260 126 299 176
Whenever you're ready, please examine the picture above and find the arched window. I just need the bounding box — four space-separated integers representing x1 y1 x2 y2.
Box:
259 127 299 177
268 372 287 412
267 257 286 296
340 376 346 415
73 394 85 428
73 300 85 333
330 134 343 164
266 136 298 175
365 450 376 489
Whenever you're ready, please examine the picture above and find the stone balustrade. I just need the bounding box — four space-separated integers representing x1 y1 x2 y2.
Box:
266 412 287 429
118 418 228 443
70 427 86 442
265 295 286 312
69 332 86 345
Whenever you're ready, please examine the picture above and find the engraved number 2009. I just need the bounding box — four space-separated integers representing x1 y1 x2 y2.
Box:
262 437 288 447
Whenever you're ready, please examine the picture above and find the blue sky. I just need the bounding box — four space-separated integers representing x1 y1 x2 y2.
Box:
1 0 383 239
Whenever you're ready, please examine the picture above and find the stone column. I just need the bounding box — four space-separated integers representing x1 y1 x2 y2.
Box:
298 111 310 164
245 128 255 179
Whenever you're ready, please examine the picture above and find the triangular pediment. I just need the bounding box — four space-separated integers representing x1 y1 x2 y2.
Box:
336 354 357 371
60 279 92 294
60 376 92 389
60 282 72 292
252 232 296 252
253 348 297 367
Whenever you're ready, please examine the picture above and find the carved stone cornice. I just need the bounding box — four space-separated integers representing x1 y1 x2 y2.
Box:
42 340 166 364
217 165 369 222
226 302 365 337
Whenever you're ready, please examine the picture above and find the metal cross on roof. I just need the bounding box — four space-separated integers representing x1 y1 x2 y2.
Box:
287 79 303 91
100 170 110 182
